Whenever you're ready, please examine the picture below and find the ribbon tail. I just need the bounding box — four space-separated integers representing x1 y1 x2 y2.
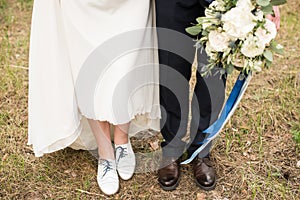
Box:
181 72 252 164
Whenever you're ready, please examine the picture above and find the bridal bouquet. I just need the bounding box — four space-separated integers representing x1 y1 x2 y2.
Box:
186 0 286 76
183 0 287 143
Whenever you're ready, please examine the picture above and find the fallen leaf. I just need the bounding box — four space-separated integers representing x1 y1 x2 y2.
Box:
197 193 206 200
2 154 8 161
239 125 250 130
149 140 159 151
71 172 77 178
296 160 300 168
242 189 247 195
250 155 257 161
243 152 249 157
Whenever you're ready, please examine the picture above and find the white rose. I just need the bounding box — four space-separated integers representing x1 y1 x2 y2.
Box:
241 35 265 58
222 7 257 39
208 30 231 52
236 0 255 11
255 19 277 45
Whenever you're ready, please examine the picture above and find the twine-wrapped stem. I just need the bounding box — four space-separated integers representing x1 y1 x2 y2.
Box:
182 48 198 142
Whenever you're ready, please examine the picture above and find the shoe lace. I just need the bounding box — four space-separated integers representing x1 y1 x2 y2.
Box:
99 159 113 178
115 146 128 162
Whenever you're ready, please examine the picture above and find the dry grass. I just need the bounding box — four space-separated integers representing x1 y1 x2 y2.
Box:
0 0 299 199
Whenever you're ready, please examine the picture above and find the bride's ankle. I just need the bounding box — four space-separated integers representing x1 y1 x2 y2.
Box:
114 136 129 145
98 152 115 160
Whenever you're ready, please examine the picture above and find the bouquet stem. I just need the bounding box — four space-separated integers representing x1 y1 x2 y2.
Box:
182 48 198 143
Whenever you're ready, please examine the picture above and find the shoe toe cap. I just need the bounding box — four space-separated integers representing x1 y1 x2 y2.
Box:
118 171 134 180
102 183 119 195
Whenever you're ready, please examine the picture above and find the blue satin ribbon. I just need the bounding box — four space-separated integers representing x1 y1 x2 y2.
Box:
181 71 252 164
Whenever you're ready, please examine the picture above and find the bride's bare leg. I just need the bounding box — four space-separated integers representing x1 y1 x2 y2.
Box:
114 123 129 145
88 119 114 160
89 119 119 195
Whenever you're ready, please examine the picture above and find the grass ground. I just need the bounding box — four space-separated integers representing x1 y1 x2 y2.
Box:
0 0 299 199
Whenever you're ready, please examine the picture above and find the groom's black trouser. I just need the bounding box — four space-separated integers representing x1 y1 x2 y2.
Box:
156 0 226 158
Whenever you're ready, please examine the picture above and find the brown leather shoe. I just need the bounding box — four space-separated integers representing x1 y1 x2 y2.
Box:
193 157 216 190
157 157 181 191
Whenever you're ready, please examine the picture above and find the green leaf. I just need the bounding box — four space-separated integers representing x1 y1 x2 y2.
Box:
257 0 271 7
265 59 272 68
261 4 273 14
186 26 202 36
270 0 287 6
196 17 205 24
263 50 273 62
201 30 209 36
226 64 234 74
270 41 284 55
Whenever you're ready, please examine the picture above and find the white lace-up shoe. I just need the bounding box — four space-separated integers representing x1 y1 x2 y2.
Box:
115 141 136 180
97 159 119 195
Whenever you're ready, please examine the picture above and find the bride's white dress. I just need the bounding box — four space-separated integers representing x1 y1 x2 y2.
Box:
28 0 160 157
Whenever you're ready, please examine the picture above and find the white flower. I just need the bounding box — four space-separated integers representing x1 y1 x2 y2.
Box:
241 35 265 58
203 10 219 30
208 30 231 52
209 0 226 11
253 60 263 72
205 8 214 18
255 19 277 45
202 19 214 30
254 10 264 21
205 41 218 59
222 7 257 39
236 0 255 11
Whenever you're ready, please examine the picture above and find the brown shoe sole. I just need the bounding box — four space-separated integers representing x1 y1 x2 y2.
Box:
195 179 216 191
158 176 181 191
